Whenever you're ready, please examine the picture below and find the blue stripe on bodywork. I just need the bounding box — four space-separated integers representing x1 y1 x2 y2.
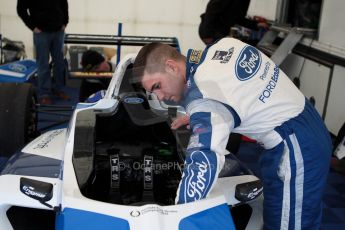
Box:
0 75 27 83
179 204 235 230
1 152 62 178
56 208 130 230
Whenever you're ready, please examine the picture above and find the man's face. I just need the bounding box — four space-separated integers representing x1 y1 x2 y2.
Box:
91 61 110 72
141 70 185 103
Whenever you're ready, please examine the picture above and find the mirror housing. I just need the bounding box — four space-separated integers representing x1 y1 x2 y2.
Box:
20 177 53 208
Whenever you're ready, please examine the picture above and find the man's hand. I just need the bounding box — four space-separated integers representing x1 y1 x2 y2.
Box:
33 27 42 33
171 115 190 130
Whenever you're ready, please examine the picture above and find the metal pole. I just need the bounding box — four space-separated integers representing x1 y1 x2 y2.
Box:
116 23 122 65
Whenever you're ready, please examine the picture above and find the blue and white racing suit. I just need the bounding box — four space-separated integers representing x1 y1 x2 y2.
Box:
175 38 332 230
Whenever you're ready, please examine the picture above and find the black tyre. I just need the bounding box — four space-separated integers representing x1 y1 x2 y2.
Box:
0 83 37 157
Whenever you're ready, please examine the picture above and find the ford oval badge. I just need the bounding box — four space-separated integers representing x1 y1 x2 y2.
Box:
235 46 261 81
124 97 144 104
9 63 27 73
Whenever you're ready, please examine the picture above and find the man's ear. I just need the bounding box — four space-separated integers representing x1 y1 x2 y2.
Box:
165 59 178 74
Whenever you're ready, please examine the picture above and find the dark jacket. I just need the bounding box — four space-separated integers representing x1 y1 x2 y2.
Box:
199 0 257 40
17 0 69 32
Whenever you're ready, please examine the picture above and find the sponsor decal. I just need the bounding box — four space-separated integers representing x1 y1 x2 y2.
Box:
123 97 144 104
110 154 120 189
188 123 209 149
189 66 195 74
186 79 192 89
9 63 27 73
130 210 141 217
259 62 271 81
22 185 46 198
247 187 263 200
211 47 234 64
188 123 211 149
258 65 279 103
33 129 63 149
192 123 209 134
187 134 204 149
189 50 203 64
131 207 177 217
235 46 261 81
144 155 153 190
184 151 213 201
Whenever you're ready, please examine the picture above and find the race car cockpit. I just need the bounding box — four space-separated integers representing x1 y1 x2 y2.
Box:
72 56 262 207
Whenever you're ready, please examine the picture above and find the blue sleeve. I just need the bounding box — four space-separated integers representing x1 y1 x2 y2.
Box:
176 99 236 204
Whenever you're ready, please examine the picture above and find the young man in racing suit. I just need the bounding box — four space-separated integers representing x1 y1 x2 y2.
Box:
133 38 332 230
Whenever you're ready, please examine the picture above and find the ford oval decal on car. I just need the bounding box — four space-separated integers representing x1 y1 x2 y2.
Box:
235 46 261 81
9 63 27 73
123 97 144 104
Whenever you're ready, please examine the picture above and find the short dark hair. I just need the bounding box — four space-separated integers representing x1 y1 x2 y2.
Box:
81 50 105 71
132 43 183 83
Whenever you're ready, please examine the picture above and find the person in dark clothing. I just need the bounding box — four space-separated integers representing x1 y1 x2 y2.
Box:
79 50 115 102
17 0 69 105
199 0 267 45
81 50 115 72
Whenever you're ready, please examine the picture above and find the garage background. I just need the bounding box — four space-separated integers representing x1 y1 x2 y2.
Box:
0 0 209 57
0 0 278 57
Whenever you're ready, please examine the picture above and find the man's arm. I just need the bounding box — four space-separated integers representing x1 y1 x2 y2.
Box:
17 0 35 30
175 99 235 204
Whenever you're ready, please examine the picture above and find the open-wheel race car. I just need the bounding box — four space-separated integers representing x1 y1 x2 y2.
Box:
0 52 263 230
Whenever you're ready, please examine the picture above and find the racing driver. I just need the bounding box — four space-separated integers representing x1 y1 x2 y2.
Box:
132 37 332 230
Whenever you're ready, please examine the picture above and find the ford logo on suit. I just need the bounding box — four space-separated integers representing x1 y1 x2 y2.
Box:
179 150 217 203
235 46 261 81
